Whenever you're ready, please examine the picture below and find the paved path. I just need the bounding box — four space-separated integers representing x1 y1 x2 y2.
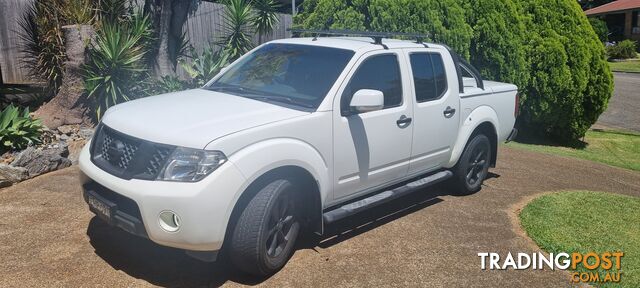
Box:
597 72 640 132
1 147 639 287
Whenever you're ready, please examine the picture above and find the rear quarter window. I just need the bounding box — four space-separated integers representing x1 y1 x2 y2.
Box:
410 53 448 102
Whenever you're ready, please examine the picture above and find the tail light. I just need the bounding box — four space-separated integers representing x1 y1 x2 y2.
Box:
515 92 520 117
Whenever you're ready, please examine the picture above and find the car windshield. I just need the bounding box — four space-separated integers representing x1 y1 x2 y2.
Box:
206 43 354 110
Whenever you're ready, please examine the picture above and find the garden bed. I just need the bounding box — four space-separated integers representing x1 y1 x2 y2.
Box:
0 124 93 188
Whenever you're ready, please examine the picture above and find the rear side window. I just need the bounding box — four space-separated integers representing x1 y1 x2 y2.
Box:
410 53 448 102
341 54 403 114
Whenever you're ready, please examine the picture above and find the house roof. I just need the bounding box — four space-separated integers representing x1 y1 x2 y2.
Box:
585 0 640 16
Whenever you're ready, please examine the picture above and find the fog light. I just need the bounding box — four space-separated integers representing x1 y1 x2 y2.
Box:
159 211 180 232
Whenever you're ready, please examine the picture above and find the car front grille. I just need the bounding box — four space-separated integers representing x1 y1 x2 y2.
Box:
90 124 175 180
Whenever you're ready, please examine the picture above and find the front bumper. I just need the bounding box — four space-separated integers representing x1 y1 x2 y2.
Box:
78 142 247 252
83 181 148 238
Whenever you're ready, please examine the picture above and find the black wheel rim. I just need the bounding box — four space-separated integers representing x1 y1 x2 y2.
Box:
466 144 489 186
266 192 297 258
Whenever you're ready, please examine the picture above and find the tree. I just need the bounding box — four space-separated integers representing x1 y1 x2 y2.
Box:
296 0 472 58
518 0 613 144
32 25 96 128
144 0 194 76
463 0 529 91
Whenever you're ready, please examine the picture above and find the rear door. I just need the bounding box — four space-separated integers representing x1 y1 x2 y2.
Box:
404 49 460 175
332 50 414 201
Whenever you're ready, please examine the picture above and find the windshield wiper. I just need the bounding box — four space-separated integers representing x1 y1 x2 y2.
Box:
243 94 314 109
205 84 248 94
206 84 314 109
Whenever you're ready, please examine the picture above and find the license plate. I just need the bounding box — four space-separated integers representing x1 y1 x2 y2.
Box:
87 193 113 222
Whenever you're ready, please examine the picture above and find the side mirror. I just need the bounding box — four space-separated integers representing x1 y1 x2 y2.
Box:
349 89 384 114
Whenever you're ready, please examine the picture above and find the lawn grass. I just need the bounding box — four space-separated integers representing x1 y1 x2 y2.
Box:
609 59 640 73
506 129 640 171
520 191 640 287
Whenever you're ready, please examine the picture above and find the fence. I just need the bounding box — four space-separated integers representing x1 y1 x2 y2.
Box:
0 0 293 84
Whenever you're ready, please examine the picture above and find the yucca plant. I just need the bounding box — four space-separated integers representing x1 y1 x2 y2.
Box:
83 13 153 118
62 0 96 25
251 0 280 44
0 105 43 152
17 0 66 93
96 0 129 24
220 0 255 60
180 47 230 87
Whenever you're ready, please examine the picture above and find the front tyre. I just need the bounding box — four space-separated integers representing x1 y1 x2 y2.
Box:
451 134 492 195
229 179 301 276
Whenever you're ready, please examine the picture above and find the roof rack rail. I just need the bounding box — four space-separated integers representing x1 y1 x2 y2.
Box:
289 29 430 46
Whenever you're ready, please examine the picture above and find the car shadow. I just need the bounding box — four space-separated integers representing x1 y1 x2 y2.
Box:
86 180 481 287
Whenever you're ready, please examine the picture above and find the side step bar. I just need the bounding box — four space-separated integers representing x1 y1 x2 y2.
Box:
323 170 453 224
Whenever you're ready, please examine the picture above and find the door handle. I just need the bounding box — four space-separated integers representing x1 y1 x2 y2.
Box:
443 106 456 118
396 115 412 127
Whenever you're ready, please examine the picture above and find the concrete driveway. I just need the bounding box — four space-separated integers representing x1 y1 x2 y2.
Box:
1 147 639 287
597 72 640 132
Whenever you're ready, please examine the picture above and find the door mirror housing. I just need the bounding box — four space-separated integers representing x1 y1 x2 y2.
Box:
349 89 384 114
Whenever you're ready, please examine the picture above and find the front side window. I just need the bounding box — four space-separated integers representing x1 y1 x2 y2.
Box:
341 54 403 114
410 53 447 102
207 44 354 109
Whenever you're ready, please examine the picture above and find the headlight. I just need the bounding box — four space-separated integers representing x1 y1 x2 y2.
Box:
158 147 227 182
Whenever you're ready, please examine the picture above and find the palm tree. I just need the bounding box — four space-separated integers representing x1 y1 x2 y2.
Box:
251 0 280 44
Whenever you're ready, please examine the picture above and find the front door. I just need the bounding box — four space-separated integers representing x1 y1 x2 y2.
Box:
332 51 414 201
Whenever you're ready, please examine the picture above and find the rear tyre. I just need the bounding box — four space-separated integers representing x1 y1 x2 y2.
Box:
229 179 301 276
451 134 492 195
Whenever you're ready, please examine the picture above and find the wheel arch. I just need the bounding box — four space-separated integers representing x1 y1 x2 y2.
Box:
222 138 329 248
223 165 323 251
471 122 498 167
448 106 499 168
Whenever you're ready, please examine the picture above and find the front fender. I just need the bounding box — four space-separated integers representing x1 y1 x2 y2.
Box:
447 106 499 167
221 138 329 233
228 138 329 196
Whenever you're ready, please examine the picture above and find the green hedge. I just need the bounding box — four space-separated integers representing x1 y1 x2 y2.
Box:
463 0 529 96
296 0 613 145
519 0 613 144
296 0 472 58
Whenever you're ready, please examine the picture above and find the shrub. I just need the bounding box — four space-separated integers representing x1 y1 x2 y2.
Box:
606 40 638 60
144 76 190 95
83 13 153 118
220 0 255 61
518 0 613 144
0 105 43 151
17 1 66 93
463 0 529 94
296 0 472 58
252 0 281 44
180 47 230 87
589 17 609 43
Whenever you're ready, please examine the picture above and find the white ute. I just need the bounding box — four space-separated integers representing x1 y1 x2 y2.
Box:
79 32 519 276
